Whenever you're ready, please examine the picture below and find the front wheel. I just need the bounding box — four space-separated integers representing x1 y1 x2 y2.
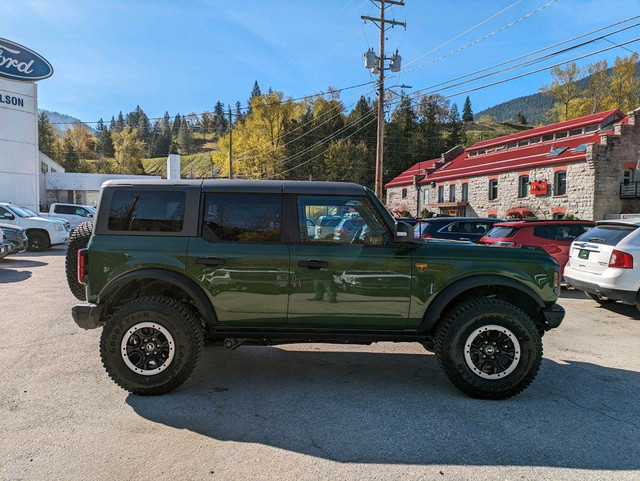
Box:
435 298 542 400
100 296 204 395
27 231 50 251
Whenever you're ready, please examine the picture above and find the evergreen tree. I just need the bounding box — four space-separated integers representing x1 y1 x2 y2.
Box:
213 101 228 136
172 114 182 135
178 122 193 154
251 80 261 99
235 101 244 123
137 111 151 145
516 112 528 125
447 103 465 149
113 111 126 132
126 106 143 129
109 116 117 131
38 111 57 159
62 136 80 172
95 118 115 158
462 96 474 122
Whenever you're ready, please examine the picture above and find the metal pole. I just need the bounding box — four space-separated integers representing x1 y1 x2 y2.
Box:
375 0 385 199
228 107 233 179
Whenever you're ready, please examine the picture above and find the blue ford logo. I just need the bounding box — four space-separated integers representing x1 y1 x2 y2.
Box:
0 38 53 81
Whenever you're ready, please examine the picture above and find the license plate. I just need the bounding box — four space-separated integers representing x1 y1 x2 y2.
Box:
578 249 590 259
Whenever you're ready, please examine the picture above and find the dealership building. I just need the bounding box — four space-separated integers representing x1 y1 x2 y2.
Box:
386 108 640 221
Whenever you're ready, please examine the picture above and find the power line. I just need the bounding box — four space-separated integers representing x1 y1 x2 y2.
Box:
398 0 560 77
402 0 526 68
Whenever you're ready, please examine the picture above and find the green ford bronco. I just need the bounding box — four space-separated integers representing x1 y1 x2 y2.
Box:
67 179 564 399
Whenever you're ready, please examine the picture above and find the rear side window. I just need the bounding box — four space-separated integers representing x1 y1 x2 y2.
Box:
535 224 594 242
485 226 518 238
320 217 341 227
108 191 185 232
54 205 74 215
203 193 281 242
575 224 637 246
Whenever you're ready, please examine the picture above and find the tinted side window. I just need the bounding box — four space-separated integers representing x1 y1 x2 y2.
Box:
203 193 281 242
54 205 75 215
108 191 185 232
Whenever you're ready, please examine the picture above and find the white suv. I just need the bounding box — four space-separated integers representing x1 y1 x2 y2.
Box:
564 219 640 309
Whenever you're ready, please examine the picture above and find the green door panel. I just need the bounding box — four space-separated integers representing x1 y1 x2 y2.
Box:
288 244 412 329
186 238 290 326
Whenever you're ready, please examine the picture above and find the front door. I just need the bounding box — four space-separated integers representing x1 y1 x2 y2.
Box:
288 194 412 329
187 192 289 326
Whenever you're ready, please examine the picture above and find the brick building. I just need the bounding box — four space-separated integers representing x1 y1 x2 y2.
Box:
386 108 640 221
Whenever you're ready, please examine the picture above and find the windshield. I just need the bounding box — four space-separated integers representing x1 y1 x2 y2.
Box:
20 207 40 217
86 206 97 214
6 205 33 218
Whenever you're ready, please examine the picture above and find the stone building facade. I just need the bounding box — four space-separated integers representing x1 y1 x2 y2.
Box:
386 108 640 221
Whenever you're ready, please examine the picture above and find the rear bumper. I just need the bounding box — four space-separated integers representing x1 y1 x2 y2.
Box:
71 303 105 330
564 276 637 305
541 303 565 330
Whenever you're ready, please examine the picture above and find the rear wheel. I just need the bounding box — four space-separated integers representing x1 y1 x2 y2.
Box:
65 221 93 300
100 296 204 395
435 298 542 400
27 231 50 252
585 292 616 304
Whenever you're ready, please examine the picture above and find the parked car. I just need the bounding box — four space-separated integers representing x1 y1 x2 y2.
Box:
40 203 95 230
414 217 504 243
68 179 564 400
480 220 595 278
20 206 71 231
333 216 365 241
305 218 316 238
0 202 70 251
0 228 8 261
315 215 342 239
0 223 28 255
564 219 640 308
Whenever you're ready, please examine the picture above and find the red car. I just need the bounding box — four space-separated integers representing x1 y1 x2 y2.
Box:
480 220 595 277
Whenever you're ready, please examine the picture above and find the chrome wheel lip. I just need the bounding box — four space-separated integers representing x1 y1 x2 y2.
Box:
121 322 175 376
464 324 521 380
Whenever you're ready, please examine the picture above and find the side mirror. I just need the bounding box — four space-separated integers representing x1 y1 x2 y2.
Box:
3 213 15 220
87 213 94 218
395 221 415 243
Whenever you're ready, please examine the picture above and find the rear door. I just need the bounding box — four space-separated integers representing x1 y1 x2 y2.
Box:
186 192 290 326
568 223 638 274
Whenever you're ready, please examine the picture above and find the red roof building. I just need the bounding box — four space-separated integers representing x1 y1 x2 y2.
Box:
385 107 640 221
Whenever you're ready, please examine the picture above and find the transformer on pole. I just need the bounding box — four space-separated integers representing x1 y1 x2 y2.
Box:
361 1 406 200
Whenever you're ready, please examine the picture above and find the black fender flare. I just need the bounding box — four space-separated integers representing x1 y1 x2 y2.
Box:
420 274 546 331
98 268 218 327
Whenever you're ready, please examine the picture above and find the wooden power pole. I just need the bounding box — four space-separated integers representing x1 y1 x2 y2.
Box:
362 0 405 199
228 107 233 179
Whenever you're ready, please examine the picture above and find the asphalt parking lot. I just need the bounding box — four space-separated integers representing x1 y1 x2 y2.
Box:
1 247 639 480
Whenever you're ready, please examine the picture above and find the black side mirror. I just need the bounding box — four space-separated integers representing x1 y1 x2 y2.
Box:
395 221 415 243
3 213 15 220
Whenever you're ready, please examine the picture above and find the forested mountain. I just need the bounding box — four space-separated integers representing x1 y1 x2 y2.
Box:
39 109 93 135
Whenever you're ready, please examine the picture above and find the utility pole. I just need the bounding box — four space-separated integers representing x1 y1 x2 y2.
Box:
228 107 233 179
362 0 405 199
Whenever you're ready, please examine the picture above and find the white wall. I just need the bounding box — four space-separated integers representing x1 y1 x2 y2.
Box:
0 78 39 210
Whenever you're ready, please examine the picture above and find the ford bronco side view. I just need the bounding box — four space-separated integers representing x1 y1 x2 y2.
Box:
68 180 564 399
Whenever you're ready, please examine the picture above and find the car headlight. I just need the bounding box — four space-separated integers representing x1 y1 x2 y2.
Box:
53 223 64 231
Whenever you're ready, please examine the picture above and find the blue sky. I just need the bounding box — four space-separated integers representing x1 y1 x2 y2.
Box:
2 0 638 124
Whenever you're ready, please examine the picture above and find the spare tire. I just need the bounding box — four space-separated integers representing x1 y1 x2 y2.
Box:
66 221 94 301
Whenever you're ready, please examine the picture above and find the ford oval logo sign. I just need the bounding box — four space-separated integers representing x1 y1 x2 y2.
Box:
0 38 53 81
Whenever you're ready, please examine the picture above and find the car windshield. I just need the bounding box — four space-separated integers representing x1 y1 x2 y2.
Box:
86 206 96 214
20 207 40 217
575 224 637 246
6 205 33 218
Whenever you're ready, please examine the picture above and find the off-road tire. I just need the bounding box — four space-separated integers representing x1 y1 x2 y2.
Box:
100 296 204 395
434 298 542 400
585 292 616 304
27 231 50 252
65 221 93 300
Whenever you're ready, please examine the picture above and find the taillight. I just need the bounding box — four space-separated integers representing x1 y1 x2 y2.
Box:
418 234 432 239
609 249 633 269
317 228 322 235
337 228 346 234
77 248 88 284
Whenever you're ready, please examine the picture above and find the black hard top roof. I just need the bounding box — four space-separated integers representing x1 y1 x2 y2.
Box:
101 179 366 195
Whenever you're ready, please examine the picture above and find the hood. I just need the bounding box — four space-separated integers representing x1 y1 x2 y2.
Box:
0 222 25 232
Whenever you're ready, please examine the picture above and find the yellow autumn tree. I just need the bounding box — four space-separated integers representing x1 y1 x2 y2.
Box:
64 124 95 160
610 54 640 113
213 91 303 179
540 63 583 122
112 127 146 174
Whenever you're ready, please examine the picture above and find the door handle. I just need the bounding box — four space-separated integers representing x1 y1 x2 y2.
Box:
298 260 329 269
195 257 226 266
459 237 470 241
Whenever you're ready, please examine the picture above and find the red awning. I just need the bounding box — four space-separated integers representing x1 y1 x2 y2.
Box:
505 208 534 218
